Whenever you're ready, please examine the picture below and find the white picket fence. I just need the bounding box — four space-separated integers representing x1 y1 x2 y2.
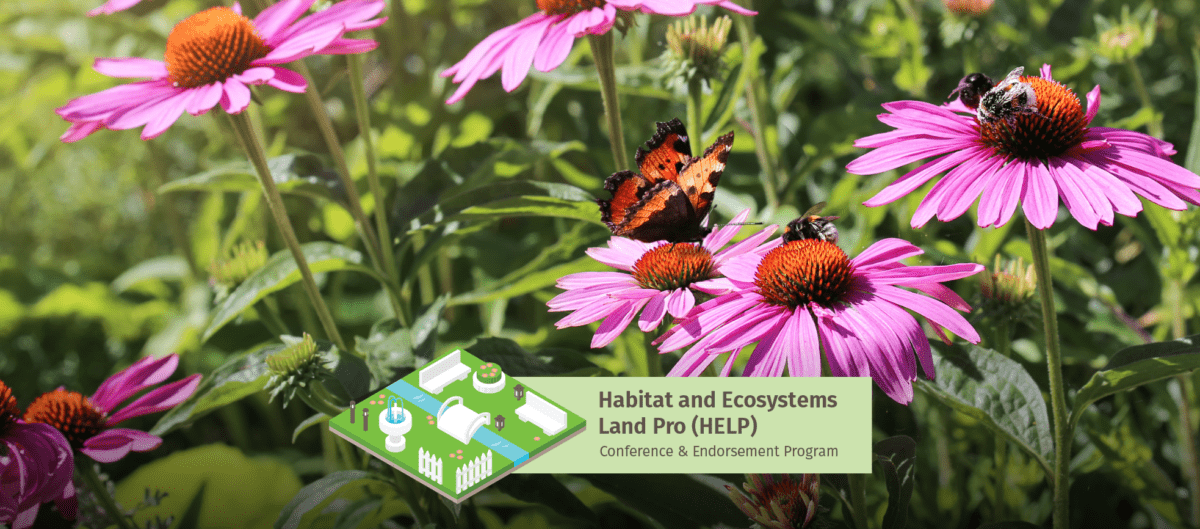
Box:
455 450 493 494
418 448 442 484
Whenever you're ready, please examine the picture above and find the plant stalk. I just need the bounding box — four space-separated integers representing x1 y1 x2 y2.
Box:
1025 219 1069 529
847 473 870 529
227 111 347 351
291 61 389 281
346 54 406 321
77 462 137 529
587 32 629 171
733 3 780 212
687 77 705 148
1127 59 1164 138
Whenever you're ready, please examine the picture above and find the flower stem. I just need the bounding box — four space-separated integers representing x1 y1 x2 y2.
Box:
846 473 870 529
347 54 407 322
226 111 347 352
77 462 136 529
1025 219 1069 529
687 77 705 148
732 4 780 212
587 32 629 171
292 61 391 289
1166 276 1200 526
298 384 344 418
1126 59 1164 138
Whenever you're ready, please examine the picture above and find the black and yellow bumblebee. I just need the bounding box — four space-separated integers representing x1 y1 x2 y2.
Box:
784 202 839 244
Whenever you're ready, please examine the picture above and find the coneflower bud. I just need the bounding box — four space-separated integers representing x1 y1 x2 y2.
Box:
209 240 268 287
1093 5 1157 63
663 15 733 86
944 0 994 17
263 334 334 406
980 255 1036 306
726 474 820 529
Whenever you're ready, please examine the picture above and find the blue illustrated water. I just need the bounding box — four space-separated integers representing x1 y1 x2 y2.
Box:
386 396 406 424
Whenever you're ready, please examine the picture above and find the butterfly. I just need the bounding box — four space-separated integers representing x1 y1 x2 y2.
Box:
597 118 733 243
783 202 839 244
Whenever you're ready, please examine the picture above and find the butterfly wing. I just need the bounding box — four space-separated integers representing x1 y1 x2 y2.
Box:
598 170 653 231
674 131 734 222
634 118 693 184
608 181 700 242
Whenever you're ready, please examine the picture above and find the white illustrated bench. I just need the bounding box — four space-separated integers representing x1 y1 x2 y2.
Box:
419 350 471 395
515 392 567 436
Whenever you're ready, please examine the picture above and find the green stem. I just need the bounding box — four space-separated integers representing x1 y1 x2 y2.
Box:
256 299 290 337
1126 59 1164 138
847 473 871 529
291 61 388 283
687 77 705 148
226 112 347 352
1167 278 1200 526
645 325 665 377
77 462 137 529
587 32 629 171
1025 219 1069 529
733 4 780 212
346 54 406 322
994 436 1009 521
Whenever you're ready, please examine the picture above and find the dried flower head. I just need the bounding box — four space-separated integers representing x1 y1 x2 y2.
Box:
727 474 820 529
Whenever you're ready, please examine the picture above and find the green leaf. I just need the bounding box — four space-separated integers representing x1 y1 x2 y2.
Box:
874 436 916 529
274 470 392 529
150 343 279 436
175 481 207 529
915 344 1053 477
328 347 372 401
1070 334 1200 433
358 319 416 385
111 256 191 293
159 153 339 204
203 242 368 341
449 255 608 306
576 474 747 529
405 181 601 235
116 444 300 529
494 475 596 523
292 412 331 443
1186 48 1200 174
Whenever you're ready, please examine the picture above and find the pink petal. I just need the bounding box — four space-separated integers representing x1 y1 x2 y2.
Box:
591 298 648 348
87 0 143 16
93 57 167 78
80 429 162 463
91 354 178 413
107 374 201 425
847 137 977 175
534 13 582 72
220 78 252 113
866 281 980 343
1084 85 1101 125
1020 160 1059 229
638 292 669 332
501 15 554 92
863 146 988 207
664 288 695 319
703 209 751 251
253 0 317 40
976 160 1024 228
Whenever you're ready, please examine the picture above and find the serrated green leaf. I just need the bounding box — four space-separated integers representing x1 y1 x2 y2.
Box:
1070 334 1200 433
203 243 368 341
150 343 280 436
915 344 1053 477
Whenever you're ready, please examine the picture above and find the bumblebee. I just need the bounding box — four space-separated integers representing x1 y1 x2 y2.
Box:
975 67 1043 126
948 72 994 109
784 202 839 244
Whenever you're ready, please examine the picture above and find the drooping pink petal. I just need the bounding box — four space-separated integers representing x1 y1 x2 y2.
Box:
1046 156 1101 229
975 160 1023 228
847 137 977 175
220 78 252 114
253 0 318 40
703 209 751 251
533 14 580 72
1021 159 1060 229
638 292 669 332
664 288 695 319
591 298 648 348
91 354 179 413
80 428 163 463
865 280 980 343
935 153 1007 221
814 306 869 378
107 374 201 425
863 146 988 207
501 15 556 92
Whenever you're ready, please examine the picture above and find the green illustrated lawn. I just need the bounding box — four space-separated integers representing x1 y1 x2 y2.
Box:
329 349 587 502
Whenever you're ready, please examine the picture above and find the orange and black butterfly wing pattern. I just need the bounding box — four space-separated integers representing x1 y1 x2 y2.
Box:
608 181 701 242
673 130 734 223
598 170 652 232
634 118 693 184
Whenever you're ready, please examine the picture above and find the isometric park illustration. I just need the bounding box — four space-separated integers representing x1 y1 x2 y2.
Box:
329 349 587 502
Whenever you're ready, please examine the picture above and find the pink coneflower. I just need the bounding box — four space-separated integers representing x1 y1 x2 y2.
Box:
548 209 775 348
24 354 200 464
656 237 982 404
847 64 1200 230
88 0 143 16
440 0 756 104
0 380 75 529
57 0 386 141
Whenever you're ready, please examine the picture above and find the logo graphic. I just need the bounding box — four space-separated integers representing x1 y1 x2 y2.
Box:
328 349 587 502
